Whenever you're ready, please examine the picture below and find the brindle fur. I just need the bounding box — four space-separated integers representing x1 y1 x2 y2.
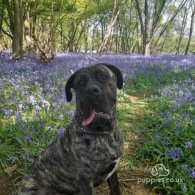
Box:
18 63 124 195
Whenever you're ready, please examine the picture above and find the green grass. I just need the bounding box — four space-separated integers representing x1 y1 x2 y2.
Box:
124 66 192 97
119 67 195 194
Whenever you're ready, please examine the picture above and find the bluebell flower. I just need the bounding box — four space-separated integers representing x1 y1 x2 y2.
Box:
52 102 57 107
18 103 24 110
175 123 181 136
59 113 64 120
191 170 195 178
15 113 22 124
167 148 181 160
29 95 36 105
59 98 66 104
175 124 181 130
34 105 41 111
67 108 76 118
24 134 32 144
187 167 195 179
42 99 50 109
184 141 193 149
57 127 65 138
162 115 171 127
4 109 13 119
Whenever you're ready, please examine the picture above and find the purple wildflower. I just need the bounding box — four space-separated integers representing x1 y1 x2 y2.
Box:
52 102 57 107
175 124 181 130
59 98 66 104
42 99 50 109
24 134 33 144
184 141 193 149
191 170 195 178
57 127 65 138
167 148 181 160
175 123 181 135
29 95 36 105
187 167 195 179
15 113 22 124
4 109 13 119
18 103 24 110
34 105 41 111
66 108 76 118
59 113 64 120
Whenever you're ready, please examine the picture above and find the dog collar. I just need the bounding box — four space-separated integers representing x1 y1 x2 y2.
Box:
80 126 111 135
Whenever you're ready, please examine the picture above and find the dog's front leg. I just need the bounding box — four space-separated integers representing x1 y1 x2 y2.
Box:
78 174 94 195
107 171 120 195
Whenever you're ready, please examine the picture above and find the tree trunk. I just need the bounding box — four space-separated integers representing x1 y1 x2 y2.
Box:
98 0 121 54
24 5 35 57
135 0 151 56
50 2 55 55
143 0 149 55
176 7 187 54
185 2 195 54
12 0 23 60
154 0 188 50
0 2 4 36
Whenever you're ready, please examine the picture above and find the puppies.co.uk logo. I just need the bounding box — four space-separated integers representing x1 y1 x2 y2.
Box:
137 164 183 184
151 164 170 177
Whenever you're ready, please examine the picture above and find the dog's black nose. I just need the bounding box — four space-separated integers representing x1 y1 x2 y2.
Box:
87 85 101 96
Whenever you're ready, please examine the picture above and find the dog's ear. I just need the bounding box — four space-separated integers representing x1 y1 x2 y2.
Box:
102 63 123 89
65 73 76 102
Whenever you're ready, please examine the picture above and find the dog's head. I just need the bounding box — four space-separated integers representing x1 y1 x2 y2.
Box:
65 63 123 132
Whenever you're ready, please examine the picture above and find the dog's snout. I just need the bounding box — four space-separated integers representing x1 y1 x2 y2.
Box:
87 85 101 96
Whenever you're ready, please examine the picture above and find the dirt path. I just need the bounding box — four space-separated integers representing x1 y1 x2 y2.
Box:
0 166 17 195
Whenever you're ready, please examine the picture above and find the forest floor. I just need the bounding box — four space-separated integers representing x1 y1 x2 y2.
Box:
0 94 156 195
0 88 156 195
0 53 194 194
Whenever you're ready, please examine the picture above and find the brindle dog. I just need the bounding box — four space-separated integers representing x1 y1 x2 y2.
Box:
18 63 124 195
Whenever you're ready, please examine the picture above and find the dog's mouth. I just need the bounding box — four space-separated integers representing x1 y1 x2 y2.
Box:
82 109 111 127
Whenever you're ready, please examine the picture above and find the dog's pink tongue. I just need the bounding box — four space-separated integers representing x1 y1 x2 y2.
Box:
82 109 96 126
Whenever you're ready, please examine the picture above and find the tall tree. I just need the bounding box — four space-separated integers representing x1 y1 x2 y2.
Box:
153 0 188 51
0 0 194 55
98 0 121 54
176 6 188 54
134 0 188 56
134 0 167 55
12 0 23 59
185 1 195 54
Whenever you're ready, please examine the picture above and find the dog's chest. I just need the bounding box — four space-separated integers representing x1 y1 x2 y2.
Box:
72 130 123 179
74 131 122 162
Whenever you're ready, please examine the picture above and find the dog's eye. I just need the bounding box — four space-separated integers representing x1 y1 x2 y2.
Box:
79 79 87 86
97 73 109 82
78 75 88 86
